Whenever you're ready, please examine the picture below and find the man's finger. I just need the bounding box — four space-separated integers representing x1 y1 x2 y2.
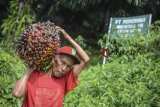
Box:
55 26 61 29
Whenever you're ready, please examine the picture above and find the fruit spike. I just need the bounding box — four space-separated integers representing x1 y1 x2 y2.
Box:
18 21 61 69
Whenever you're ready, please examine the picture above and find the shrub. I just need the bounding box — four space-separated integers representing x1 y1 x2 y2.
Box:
64 55 160 107
64 21 160 107
0 48 24 107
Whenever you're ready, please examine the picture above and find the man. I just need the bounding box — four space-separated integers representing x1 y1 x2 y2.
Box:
12 26 89 107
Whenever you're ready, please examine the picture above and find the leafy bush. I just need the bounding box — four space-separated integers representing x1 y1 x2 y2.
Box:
64 21 160 107
0 48 24 107
64 55 160 107
75 35 87 49
98 21 160 59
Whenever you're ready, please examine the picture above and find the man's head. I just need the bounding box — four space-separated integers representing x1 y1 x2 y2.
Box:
51 46 80 77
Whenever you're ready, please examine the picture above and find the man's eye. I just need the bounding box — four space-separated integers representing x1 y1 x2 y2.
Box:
67 65 72 69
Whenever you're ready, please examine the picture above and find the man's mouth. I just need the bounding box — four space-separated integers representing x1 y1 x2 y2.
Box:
56 71 62 75
54 69 64 75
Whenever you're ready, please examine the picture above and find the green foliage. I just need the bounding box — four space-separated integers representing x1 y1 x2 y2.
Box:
0 48 25 107
64 21 160 107
31 0 147 15
99 21 160 59
127 0 148 6
98 33 108 49
51 0 110 10
1 0 34 53
75 35 87 49
64 55 160 107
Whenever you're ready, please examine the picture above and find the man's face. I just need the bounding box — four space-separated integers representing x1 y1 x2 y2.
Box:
51 54 74 78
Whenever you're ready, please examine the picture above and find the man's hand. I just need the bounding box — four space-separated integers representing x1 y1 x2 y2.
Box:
55 26 69 39
55 26 64 32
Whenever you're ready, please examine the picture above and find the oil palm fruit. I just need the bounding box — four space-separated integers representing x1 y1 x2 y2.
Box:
18 21 61 69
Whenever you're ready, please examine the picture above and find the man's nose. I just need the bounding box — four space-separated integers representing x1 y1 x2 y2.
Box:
61 65 67 71
56 59 62 66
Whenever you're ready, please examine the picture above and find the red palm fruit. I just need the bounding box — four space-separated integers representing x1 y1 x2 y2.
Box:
18 21 61 69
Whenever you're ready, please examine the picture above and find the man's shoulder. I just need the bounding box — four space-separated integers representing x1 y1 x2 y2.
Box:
27 70 43 84
29 70 41 79
31 70 40 74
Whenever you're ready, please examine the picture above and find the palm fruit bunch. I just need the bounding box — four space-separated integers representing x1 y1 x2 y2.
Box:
17 21 61 69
